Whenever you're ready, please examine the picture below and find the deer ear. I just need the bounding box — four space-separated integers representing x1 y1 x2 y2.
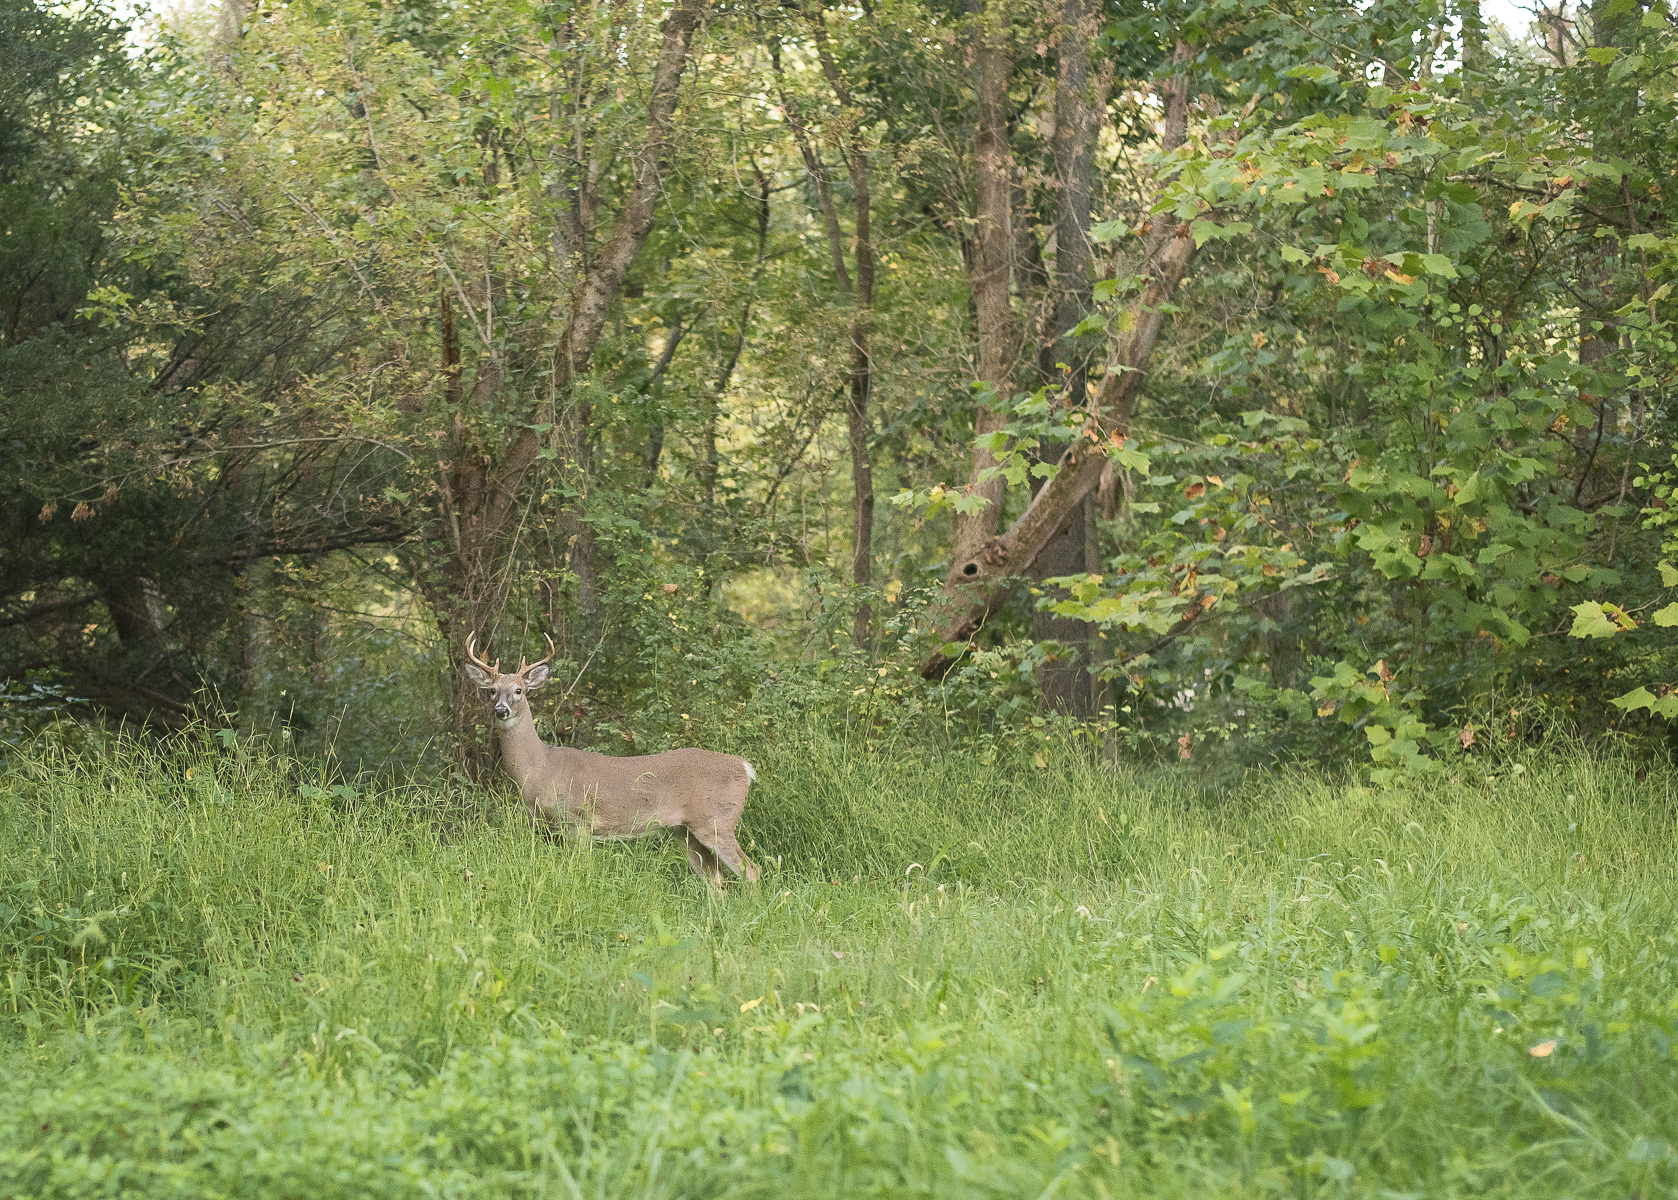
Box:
465 663 493 688
524 662 550 689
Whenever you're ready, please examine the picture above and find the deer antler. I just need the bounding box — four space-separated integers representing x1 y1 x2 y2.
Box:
465 632 500 676
518 633 557 675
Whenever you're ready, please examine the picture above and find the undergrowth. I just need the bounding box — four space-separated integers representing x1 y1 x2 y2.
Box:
2 728 1676 1197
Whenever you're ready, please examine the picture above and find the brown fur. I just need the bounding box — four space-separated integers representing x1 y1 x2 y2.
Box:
465 650 759 885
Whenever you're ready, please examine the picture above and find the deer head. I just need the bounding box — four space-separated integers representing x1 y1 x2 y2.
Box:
464 632 554 726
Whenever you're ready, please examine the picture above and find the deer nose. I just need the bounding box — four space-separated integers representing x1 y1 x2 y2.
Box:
494 704 510 719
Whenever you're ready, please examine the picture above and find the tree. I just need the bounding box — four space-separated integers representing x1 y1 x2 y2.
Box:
769 4 878 651
922 37 1196 680
139 0 712 769
2 0 410 724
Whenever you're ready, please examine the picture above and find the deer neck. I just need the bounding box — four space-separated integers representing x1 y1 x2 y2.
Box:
496 707 549 787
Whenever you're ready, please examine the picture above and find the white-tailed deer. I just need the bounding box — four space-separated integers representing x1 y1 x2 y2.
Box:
464 634 760 885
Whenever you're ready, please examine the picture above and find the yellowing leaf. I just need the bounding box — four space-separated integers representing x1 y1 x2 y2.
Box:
1528 1038 1558 1058
739 996 763 1012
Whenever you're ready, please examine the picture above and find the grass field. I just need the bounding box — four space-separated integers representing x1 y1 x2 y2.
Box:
2 729 1677 1198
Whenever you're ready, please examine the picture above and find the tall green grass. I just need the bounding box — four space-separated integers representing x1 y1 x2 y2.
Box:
2 729 1676 1197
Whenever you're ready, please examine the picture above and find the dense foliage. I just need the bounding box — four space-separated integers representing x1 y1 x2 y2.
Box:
5 0 1678 777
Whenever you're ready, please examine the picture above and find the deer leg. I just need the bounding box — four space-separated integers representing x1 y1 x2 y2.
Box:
683 829 726 887
690 822 760 883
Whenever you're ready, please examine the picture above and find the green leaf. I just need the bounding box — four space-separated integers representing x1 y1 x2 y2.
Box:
1608 54 1645 81
1090 220 1128 243
1113 447 1152 473
1660 561 1678 587
1653 603 1678 628
1286 63 1336 83
1419 253 1457 279
1192 220 1251 247
1568 602 1618 639
1611 686 1678 719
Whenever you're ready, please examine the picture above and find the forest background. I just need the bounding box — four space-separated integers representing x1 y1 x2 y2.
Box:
5 0 1678 785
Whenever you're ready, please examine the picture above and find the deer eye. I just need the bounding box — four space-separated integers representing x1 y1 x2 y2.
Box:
515 688 523 695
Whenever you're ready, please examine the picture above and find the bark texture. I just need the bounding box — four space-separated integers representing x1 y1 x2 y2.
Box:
1028 0 1114 717
1571 0 1640 504
1039 0 1111 393
210 0 247 75
946 0 1020 582
1460 0 1485 68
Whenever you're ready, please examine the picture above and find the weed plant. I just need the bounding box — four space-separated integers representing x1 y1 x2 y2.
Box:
1 727 1676 1197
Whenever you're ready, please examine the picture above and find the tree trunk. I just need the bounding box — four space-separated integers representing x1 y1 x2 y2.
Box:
1572 0 1640 501
210 0 246 75
561 386 599 630
946 0 1020 581
85 574 191 727
1030 486 1094 715
699 386 719 512
102 572 166 655
644 316 685 484
1029 0 1113 714
1082 491 1110 718
847 302 875 652
234 558 268 702
1460 0 1485 69
774 17 877 652
825 25 878 653
1042 0 1111 391
923 41 1194 679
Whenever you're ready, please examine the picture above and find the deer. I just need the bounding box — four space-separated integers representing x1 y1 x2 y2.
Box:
463 633 761 886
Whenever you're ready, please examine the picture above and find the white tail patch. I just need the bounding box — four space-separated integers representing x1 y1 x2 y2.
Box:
742 760 757 783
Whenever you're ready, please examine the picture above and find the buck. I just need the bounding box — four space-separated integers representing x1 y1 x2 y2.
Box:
464 634 761 886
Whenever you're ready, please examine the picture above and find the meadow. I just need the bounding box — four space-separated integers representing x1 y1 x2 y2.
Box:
2 729 1676 1198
